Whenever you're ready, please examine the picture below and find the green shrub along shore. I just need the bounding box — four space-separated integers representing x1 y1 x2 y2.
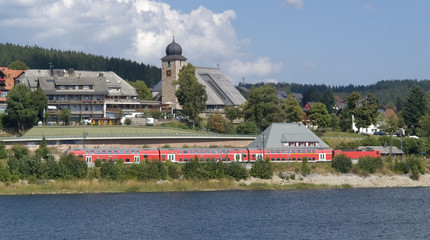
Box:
0 140 428 194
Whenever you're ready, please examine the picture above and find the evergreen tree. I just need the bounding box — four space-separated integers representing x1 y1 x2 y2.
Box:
401 85 427 135
175 63 207 127
321 90 335 113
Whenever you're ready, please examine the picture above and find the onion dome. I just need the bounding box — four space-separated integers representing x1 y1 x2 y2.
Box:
161 37 187 61
166 37 182 56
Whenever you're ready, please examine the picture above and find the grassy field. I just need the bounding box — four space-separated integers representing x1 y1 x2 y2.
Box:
23 125 212 138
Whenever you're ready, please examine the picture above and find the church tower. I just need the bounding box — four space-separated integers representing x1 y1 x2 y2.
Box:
161 37 187 110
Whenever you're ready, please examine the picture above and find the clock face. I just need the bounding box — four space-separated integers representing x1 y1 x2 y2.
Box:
166 70 171 76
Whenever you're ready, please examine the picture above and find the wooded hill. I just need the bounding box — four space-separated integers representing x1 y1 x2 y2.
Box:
240 79 430 108
0 43 161 87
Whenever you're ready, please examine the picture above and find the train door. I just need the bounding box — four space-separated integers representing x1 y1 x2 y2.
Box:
234 153 242 162
134 155 140 163
319 153 326 161
167 154 175 162
256 153 263 161
86 156 92 163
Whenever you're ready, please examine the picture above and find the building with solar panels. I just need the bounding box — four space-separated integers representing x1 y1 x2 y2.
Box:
156 38 246 111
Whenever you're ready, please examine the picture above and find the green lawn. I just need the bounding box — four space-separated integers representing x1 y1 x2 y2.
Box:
321 130 366 138
23 125 211 137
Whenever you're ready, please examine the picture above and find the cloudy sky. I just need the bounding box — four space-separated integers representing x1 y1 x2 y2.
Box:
1 0 429 86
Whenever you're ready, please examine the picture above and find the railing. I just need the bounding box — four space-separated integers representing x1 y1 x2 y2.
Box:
0 133 257 141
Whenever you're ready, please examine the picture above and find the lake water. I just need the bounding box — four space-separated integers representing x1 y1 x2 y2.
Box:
1 188 430 239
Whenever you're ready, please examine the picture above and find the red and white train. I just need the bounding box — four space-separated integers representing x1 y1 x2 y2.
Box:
66 147 380 164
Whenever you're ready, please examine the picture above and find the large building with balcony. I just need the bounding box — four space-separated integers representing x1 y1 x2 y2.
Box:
0 67 25 112
16 69 160 123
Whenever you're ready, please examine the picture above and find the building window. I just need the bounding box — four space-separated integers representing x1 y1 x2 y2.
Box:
168 61 171 67
166 70 171 76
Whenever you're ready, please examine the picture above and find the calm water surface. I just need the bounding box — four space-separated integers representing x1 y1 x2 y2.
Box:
1 188 429 239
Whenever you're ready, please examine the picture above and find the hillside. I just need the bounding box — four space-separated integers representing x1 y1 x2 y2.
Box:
0 43 161 87
240 79 430 106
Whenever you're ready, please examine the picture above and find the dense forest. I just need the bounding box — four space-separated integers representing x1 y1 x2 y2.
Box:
239 79 430 107
0 43 161 87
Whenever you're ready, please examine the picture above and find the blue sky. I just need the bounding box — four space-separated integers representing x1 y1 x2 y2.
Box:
0 0 429 86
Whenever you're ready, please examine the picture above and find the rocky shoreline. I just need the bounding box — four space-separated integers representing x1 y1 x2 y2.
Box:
240 173 430 188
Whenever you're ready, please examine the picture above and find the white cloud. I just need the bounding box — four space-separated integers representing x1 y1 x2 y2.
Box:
227 57 283 77
281 0 304 10
301 60 316 75
362 4 373 11
0 0 277 83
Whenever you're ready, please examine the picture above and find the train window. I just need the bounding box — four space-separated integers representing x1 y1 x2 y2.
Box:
244 154 247 157
287 158 291 161
297 150 301 153
271 158 275 161
276 150 280 154
252 154 255 158
108 151 112 154
292 158 296 161
179 158 182 162
102 159 106 162
126 159 130 162
184 150 188 154
114 150 118 154
96 151 100 154
298 158 301 161
292 150 296 153
276 158 280 161
307 150 311 153
144 154 148 158
312 150 315 153
282 158 285 161
78 155 83 158
86 151 89 154
313 158 315 161
102 151 106 154
281 150 286 153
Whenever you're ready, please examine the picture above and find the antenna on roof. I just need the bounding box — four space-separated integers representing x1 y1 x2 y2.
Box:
172 35 175 42
217 64 220 69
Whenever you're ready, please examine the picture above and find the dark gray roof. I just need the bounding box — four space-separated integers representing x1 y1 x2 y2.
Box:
161 39 187 61
151 80 162 92
195 67 246 106
358 146 404 155
38 76 108 95
248 123 332 150
17 69 137 97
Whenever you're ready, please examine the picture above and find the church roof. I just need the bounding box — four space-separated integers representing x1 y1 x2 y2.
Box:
195 67 246 107
248 123 332 150
161 38 187 61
